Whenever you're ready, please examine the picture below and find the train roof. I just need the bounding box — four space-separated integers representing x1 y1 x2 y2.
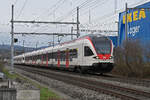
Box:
14 34 109 57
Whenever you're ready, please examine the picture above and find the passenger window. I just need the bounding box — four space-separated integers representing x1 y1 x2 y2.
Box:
84 46 94 56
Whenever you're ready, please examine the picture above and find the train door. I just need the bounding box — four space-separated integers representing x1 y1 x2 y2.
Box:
41 54 43 65
57 50 60 67
46 53 48 67
47 50 53 67
66 48 69 68
83 45 94 66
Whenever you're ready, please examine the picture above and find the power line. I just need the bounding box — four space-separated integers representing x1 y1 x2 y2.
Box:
57 0 108 22
47 0 66 17
14 32 77 36
14 0 18 5
56 0 94 21
33 0 67 33
78 0 92 8
83 0 149 27
37 0 67 21
79 0 108 17
82 0 149 34
12 20 78 24
16 0 28 19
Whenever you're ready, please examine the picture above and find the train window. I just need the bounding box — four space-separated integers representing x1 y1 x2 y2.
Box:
48 53 52 59
73 49 77 58
37 55 40 59
52 52 57 61
60 51 65 61
69 49 78 58
30 56 32 60
60 51 63 61
70 57 73 61
84 46 94 56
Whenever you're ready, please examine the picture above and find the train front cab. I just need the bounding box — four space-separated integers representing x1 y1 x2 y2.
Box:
82 36 114 73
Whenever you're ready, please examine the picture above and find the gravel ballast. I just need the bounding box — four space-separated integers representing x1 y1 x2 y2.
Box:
38 68 150 93
15 68 120 100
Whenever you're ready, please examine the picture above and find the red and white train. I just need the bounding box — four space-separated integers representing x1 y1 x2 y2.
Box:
14 34 114 74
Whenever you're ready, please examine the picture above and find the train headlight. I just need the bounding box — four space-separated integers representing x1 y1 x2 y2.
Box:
109 56 113 59
93 56 99 59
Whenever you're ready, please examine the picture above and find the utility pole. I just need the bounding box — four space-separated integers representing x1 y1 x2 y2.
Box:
125 3 128 41
114 0 117 13
36 41 39 50
11 5 14 72
48 42 52 46
53 34 54 47
23 40 25 53
89 9 91 24
77 7 80 38
115 21 119 47
71 27 73 40
58 35 60 44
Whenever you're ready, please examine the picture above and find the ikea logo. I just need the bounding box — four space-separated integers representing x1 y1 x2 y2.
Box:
123 9 146 24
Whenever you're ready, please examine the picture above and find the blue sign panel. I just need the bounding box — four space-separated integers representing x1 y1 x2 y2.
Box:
119 2 150 46
108 36 118 47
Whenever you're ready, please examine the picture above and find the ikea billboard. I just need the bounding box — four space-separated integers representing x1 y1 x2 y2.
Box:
119 2 150 46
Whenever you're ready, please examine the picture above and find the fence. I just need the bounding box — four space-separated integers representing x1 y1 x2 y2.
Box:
0 88 16 100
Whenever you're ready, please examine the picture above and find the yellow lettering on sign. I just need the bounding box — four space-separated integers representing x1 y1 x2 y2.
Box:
122 9 146 24
123 15 125 24
127 13 132 23
139 9 146 20
133 11 138 21
123 13 132 24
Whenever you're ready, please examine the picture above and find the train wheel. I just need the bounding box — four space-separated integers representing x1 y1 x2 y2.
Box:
78 67 87 74
72 66 77 72
100 73 103 75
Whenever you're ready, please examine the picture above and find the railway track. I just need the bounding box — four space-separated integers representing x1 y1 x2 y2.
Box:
11 64 150 88
15 65 150 100
91 74 150 87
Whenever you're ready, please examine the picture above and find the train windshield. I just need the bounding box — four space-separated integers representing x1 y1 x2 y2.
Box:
92 37 111 54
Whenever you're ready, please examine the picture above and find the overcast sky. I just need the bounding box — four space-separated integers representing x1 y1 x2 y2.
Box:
0 0 149 47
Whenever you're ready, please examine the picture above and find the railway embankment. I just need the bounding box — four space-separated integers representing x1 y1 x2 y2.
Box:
15 65 150 100
15 65 120 100
0 63 61 100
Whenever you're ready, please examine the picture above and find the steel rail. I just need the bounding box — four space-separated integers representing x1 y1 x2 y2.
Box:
15 65 150 100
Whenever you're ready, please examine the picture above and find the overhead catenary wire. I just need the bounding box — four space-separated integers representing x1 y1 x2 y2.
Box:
55 0 108 33
16 0 28 19
56 0 95 21
33 0 67 33
46 0 67 19
36 0 67 21
57 0 108 22
14 0 149 42
78 0 108 18
57 0 108 27
44 0 149 26
14 0 18 5
83 0 148 28
44 0 108 37
81 0 149 35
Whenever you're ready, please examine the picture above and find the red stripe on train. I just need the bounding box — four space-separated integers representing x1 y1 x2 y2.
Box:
41 55 43 65
46 53 48 67
97 54 111 60
57 51 60 67
66 49 69 68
